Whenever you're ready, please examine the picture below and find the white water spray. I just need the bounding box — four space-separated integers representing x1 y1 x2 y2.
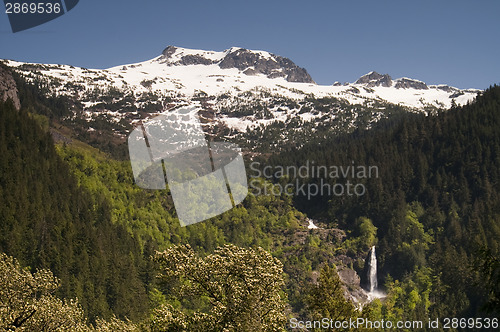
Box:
367 246 377 292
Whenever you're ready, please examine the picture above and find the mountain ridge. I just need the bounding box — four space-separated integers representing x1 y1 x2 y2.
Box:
1 45 478 112
0 45 482 154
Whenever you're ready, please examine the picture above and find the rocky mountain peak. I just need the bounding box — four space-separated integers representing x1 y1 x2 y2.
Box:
355 71 393 87
220 47 315 83
394 78 428 90
355 72 431 90
159 45 220 66
158 45 315 83
161 45 177 58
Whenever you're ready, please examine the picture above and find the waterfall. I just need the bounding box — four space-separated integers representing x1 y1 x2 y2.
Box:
367 246 377 292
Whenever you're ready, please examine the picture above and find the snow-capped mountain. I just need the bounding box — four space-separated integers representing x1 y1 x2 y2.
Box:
1 46 480 152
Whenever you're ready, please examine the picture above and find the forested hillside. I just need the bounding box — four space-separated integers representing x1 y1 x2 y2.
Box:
267 86 500 320
1 97 351 330
0 63 499 331
0 100 151 321
0 71 336 329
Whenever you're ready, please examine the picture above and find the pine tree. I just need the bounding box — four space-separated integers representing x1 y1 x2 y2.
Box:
306 265 357 331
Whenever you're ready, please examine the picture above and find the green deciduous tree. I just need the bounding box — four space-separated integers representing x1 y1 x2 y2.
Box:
0 252 142 331
0 252 89 331
152 244 288 331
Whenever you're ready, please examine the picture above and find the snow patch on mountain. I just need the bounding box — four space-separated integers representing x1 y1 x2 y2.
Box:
1 48 481 147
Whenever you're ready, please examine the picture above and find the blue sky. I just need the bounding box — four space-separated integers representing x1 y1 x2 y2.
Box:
1 0 499 89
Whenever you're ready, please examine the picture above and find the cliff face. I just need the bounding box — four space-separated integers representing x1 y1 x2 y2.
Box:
0 66 20 110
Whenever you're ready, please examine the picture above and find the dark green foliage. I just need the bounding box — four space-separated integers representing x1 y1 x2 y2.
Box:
4 62 500 327
474 247 500 314
0 100 150 322
267 85 500 319
306 265 357 331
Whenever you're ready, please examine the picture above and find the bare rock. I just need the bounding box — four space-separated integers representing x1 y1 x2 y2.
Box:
0 65 20 110
394 77 428 90
355 71 393 87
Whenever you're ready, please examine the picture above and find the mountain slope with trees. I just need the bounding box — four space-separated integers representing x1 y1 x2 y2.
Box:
0 63 499 330
0 100 151 322
267 85 500 321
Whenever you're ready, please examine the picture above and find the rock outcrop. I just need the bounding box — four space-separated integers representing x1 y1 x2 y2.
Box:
394 77 428 90
0 65 20 110
355 71 392 87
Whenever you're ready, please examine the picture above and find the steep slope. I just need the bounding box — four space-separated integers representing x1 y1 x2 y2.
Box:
0 100 150 321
